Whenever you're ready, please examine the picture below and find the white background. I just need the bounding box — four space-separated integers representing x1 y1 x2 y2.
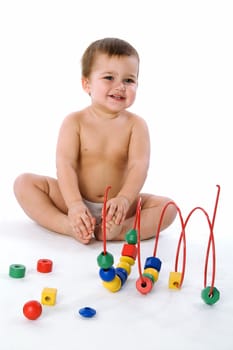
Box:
0 1 232 349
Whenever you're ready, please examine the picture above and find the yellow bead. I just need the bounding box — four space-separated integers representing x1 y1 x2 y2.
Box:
102 275 122 292
144 268 159 282
168 272 182 289
120 255 135 266
117 261 131 275
41 287 57 305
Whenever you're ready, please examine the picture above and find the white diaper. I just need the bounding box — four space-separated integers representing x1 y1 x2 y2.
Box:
83 199 103 225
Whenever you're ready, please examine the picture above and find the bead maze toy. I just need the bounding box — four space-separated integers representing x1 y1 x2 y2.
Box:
97 185 221 305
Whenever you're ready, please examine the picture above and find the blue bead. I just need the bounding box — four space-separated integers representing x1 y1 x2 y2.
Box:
115 267 128 285
144 257 162 272
99 267 116 282
79 307 96 318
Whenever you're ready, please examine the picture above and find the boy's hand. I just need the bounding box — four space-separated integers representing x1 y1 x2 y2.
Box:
68 201 96 241
105 196 130 224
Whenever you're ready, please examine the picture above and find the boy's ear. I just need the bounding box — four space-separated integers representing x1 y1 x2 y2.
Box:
82 77 90 94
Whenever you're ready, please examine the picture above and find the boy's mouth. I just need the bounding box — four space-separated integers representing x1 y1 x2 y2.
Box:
109 94 125 100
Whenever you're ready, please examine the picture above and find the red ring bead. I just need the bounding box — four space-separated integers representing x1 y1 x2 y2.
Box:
37 259 53 273
136 276 154 295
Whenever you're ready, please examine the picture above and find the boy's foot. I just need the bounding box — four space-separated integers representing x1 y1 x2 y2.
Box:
105 219 122 240
94 219 122 241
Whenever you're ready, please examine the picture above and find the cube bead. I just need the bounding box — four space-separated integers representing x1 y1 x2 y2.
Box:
168 272 182 289
41 287 57 306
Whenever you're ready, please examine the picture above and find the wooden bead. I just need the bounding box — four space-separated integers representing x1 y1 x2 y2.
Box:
37 259 53 273
23 300 42 320
79 307 96 318
144 268 159 282
97 251 114 269
99 267 116 282
120 255 135 266
102 275 122 292
9 264 26 278
143 272 155 284
41 287 57 306
201 286 220 305
168 271 182 289
121 244 137 260
117 261 131 275
125 229 137 244
136 276 154 294
144 257 162 272
115 267 128 285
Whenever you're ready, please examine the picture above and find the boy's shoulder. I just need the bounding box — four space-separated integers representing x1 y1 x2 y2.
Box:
61 108 89 125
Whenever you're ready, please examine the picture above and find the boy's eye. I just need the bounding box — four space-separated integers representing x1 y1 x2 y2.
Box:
124 78 135 84
104 76 114 81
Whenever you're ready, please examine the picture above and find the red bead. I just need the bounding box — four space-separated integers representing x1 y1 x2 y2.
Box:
136 276 154 295
37 259 53 273
121 244 137 260
23 300 42 320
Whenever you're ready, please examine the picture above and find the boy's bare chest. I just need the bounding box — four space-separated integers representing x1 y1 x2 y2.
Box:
79 123 130 157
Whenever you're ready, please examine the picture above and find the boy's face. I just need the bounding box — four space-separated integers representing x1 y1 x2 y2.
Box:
82 53 139 113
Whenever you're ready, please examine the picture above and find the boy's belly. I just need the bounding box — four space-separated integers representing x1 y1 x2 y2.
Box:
77 163 126 202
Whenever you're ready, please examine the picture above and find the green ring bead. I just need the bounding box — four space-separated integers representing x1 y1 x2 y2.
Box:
97 251 114 269
201 286 220 305
143 272 155 284
9 264 26 278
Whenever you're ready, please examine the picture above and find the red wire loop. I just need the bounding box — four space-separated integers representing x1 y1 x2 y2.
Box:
102 185 112 254
153 202 187 287
175 185 220 293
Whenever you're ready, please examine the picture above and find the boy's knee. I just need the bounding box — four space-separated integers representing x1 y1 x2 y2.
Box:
13 173 32 197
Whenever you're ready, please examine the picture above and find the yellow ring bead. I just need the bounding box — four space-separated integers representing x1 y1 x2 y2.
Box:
144 268 159 282
120 255 135 266
117 261 131 275
102 275 122 292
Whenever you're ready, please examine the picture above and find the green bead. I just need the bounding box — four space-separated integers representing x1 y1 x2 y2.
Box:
125 229 137 244
97 251 114 269
201 286 220 305
143 272 155 284
9 264 26 278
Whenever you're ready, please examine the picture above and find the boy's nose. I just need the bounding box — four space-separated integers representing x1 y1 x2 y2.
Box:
116 82 126 91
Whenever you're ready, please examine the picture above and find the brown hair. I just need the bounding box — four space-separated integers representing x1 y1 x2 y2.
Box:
81 37 140 77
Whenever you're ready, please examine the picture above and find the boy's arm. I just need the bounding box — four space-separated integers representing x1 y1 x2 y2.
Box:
117 115 150 202
56 113 83 207
106 116 150 223
56 113 95 237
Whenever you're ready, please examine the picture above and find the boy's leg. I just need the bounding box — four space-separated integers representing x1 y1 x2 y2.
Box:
13 173 88 241
95 193 177 241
